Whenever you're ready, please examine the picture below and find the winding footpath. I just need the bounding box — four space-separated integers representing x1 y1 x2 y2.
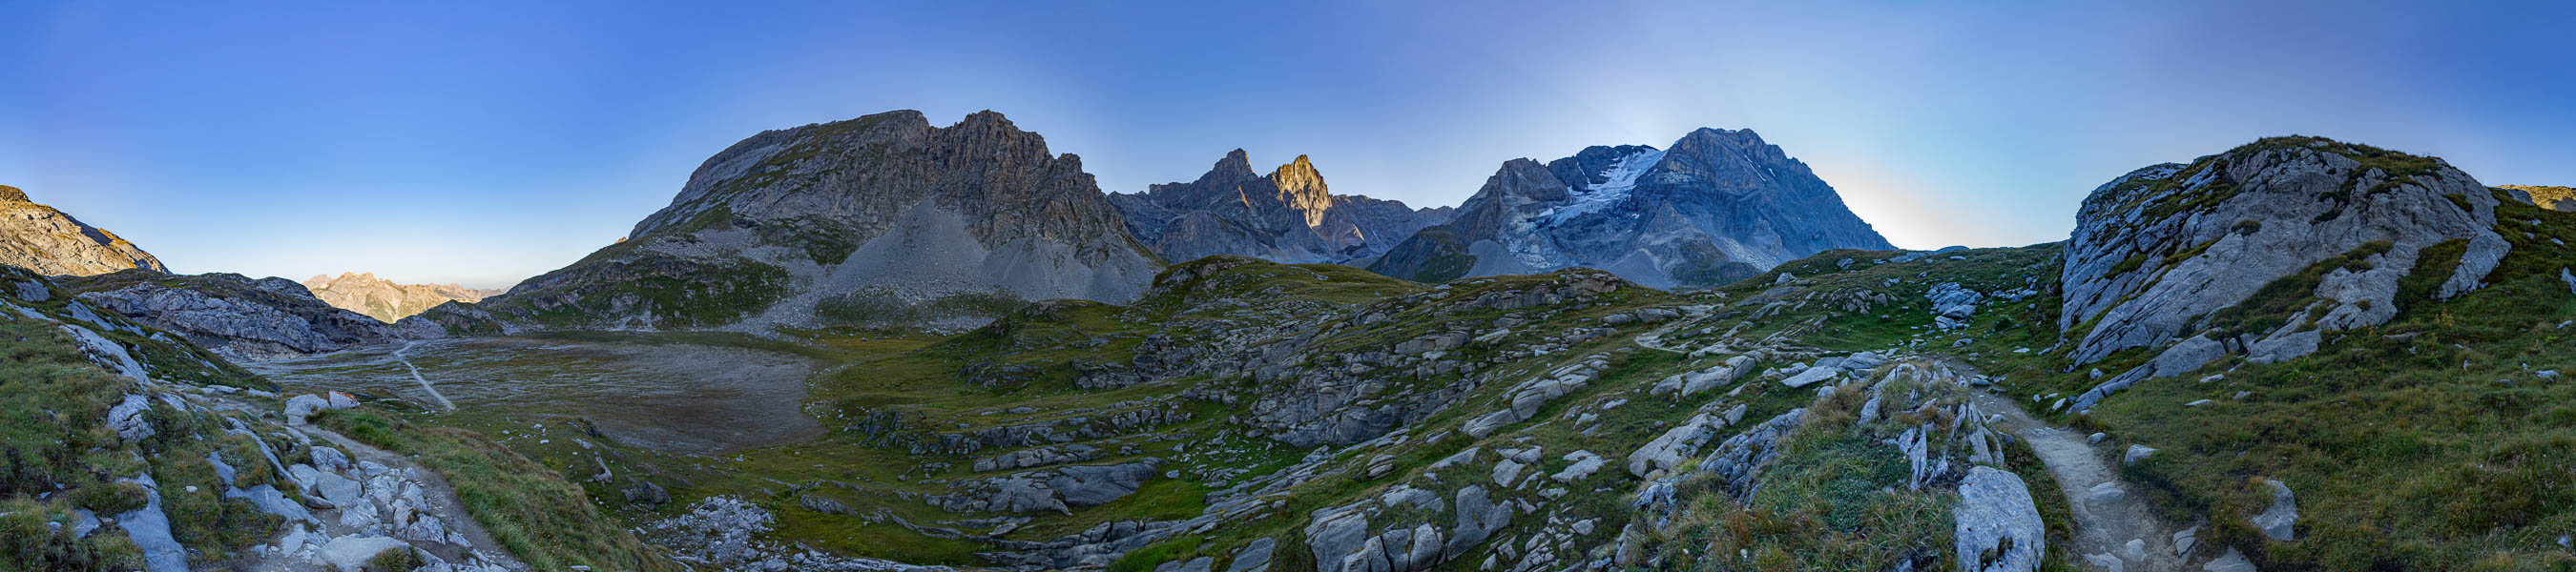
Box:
1974 391 2187 571
393 340 458 411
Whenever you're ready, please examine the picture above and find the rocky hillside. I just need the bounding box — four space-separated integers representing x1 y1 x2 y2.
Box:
0 185 167 276
2057 137 2507 382
2501 184 2575 212
424 110 1163 334
0 263 667 572
301 272 503 323
1369 129 1891 288
59 270 404 361
1110 151 1451 265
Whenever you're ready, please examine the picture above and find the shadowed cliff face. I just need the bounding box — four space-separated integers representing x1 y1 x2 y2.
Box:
1109 151 1451 265
0 185 168 276
1371 129 1890 288
427 111 1165 334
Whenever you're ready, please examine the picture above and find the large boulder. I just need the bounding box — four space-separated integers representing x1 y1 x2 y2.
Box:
1954 466 2046 572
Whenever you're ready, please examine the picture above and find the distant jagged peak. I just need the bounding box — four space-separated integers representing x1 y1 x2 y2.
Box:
1205 149 1259 182
1268 154 1334 227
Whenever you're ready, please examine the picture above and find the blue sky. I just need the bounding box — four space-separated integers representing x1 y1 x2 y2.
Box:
5 1 2571 288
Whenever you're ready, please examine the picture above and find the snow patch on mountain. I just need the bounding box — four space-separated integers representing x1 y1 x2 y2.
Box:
1541 148 1665 225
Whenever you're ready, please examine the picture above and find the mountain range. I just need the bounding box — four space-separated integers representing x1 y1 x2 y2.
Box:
1108 151 1452 266
301 272 503 323
1370 128 1892 288
10 113 2576 572
419 112 1889 334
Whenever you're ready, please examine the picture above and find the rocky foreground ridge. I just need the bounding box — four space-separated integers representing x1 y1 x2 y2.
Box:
61 270 405 361
0 184 168 276
0 265 555 572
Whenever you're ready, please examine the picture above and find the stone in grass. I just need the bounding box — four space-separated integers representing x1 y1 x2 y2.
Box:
2123 445 2155 467
2251 480 2298 541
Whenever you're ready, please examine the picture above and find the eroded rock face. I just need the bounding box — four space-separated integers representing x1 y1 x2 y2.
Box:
0 185 166 276
440 110 1164 332
2060 137 2507 367
1111 152 1449 265
66 271 402 360
1369 129 1890 288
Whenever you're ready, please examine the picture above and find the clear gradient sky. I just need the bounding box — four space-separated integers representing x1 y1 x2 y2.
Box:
5 1 2571 289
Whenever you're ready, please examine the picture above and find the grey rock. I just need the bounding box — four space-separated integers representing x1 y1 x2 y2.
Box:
106 394 155 442
2084 553 2126 572
285 394 330 425
2252 480 2298 541
2123 445 2156 467
2203 548 2258 572
1627 413 1724 478
1444 485 1510 560
2150 335 2225 378
624 480 671 506
1228 537 1276 572
2062 140 2506 367
113 475 188 572
1049 461 1160 507
1549 450 1606 483
12 279 48 302
1305 504 1371 572
1954 466 2046 572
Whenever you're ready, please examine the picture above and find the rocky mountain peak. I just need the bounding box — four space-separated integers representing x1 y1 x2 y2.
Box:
1206 149 1258 182
1269 154 1334 228
1371 128 1887 287
443 110 1162 333
1111 151 1452 266
0 185 168 276
301 272 502 323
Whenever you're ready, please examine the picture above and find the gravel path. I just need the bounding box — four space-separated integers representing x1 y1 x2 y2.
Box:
393 340 457 411
1974 392 2186 571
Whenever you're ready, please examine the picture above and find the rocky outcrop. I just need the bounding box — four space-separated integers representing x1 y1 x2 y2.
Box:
437 110 1163 332
0 185 166 276
1369 129 1890 287
1110 152 1448 265
302 272 503 322
63 270 402 360
2060 137 2507 370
